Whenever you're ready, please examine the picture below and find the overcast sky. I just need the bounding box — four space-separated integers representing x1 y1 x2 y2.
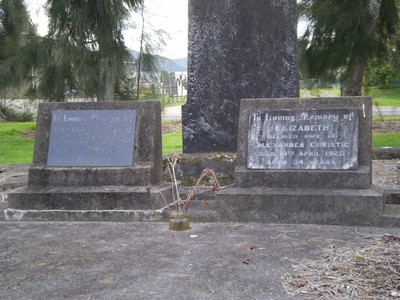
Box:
27 1 306 60
26 0 189 59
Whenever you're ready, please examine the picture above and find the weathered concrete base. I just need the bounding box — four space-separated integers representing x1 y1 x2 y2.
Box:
4 208 166 222
372 147 400 159
385 189 400 204
164 152 236 186
8 184 172 211
28 165 155 187
5 186 220 222
216 186 400 227
235 166 371 189
3 201 221 223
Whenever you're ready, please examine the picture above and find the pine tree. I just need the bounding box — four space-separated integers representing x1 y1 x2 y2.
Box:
0 0 40 95
298 0 399 96
42 0 143 101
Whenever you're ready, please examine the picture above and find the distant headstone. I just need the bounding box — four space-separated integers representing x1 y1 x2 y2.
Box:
247 109 358 170
47 110 137 167
182 0 299 153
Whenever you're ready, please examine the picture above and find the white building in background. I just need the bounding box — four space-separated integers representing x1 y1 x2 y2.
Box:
161 71 187 97
175 72 188 97
127 50 188 98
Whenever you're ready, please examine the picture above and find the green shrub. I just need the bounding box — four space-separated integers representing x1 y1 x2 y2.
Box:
0 103 34 122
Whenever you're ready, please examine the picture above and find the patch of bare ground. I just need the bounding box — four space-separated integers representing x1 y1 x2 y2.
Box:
162 121 181 134
20 130 35 139
372 159 400 190
372 121 400 134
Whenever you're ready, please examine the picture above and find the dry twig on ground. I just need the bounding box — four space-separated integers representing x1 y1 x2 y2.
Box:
281 235 400 299
166 153 220 213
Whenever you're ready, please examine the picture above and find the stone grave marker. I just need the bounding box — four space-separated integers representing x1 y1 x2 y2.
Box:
217 97 397 226
247 109 359 170
182 0 299 153
7 101 171 221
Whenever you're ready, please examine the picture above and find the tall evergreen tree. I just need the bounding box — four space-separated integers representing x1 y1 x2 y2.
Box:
0 0 40 95
298 0 399 96
134 2 166 100
43 0 143 101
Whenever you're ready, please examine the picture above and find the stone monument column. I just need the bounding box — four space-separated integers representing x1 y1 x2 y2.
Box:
182 0 299 153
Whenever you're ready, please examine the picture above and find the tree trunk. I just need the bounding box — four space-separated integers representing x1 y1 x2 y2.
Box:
345 50 367 96
97 50 117 102
136 3 145 100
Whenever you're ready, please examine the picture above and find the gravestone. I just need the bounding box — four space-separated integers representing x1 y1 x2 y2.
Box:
47 109 137 167
217 97 398 226
182 0 299 153
247 109 359 170
7 101 171 221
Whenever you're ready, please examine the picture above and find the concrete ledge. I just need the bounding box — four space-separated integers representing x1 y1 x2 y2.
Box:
163 152 236 186
8 185 172 210
373 147 400 159
3 199 221 223
235 166 371 189
28 164 153 187
4 208 167 222
0 201 7 221
384 204 400 216
385 189 400 204
216 187 399 227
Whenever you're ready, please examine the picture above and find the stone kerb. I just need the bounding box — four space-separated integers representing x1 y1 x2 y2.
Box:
235 97 372 189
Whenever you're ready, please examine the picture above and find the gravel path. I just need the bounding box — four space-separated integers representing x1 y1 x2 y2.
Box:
372 159 400 190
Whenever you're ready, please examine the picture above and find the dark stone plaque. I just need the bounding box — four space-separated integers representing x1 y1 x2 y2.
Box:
248 109 358 169
47 110 136 167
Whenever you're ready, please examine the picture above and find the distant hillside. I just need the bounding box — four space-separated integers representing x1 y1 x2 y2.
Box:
129 50 187 72
158 57 187 72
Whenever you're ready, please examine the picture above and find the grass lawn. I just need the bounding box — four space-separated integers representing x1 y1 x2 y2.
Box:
299 86 400 107
1 121 399 165
372 116 400 121
366 86 400 107
141 95 186 108
0 122 36 164
300 88 341 98
0 122 183 164
162 129 182 155
372 132 400 148
161 97 186 108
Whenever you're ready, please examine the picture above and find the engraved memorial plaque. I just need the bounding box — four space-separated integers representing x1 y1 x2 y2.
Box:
247 109 358 169
47 110 136 167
